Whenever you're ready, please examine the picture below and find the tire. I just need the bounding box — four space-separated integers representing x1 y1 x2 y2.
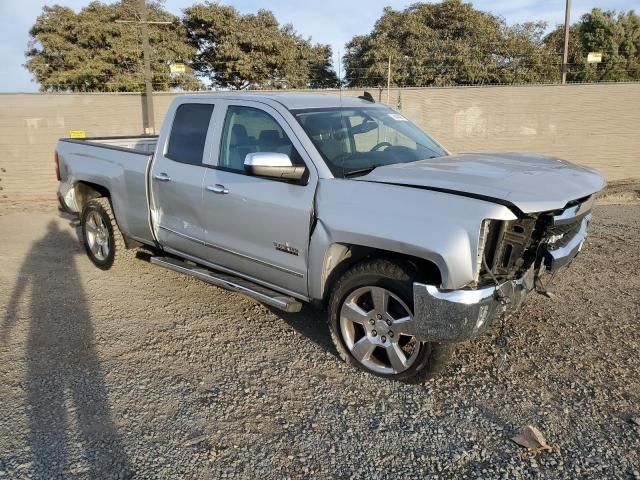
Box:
81 197 132 270
328 258 453 383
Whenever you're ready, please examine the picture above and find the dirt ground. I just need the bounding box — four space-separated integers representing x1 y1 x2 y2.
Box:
0 190 638 479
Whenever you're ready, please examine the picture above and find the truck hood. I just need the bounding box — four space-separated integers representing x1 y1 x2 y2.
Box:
356 153 606 213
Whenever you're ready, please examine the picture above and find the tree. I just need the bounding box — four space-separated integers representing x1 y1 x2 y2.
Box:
545 8 640 82
25 0 203 92
343 0 558 87
183 3 338 90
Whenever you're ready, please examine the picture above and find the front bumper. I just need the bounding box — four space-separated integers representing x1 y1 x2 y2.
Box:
412 212 592 343
413 267 535 343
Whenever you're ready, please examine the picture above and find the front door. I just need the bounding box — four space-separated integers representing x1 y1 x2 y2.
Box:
200 101 317 296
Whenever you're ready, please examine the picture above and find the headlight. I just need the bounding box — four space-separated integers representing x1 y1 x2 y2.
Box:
477 216 539 283
475 219 493 282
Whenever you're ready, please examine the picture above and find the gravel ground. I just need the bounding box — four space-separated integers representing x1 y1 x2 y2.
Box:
0 198 638 479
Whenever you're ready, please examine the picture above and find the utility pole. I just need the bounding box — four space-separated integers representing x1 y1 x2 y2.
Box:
561 0 571 84
387 56 391 104
116 1 172 134
337 50 342 90
138 0 155 133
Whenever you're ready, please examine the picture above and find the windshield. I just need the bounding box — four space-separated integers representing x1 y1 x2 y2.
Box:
292 107 447 178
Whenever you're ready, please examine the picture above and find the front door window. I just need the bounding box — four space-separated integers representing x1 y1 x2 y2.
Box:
218 106 304 173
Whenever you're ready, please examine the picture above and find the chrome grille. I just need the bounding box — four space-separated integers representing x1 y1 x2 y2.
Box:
543 196 594 250
541 196 594 271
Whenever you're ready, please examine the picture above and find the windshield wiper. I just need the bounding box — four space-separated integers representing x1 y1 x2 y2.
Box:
343 166 378 178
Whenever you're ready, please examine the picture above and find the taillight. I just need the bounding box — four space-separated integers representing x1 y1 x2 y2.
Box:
55 151 61 181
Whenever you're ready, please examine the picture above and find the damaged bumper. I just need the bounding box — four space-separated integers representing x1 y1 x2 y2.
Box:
413 267 535 343
413 212 592 343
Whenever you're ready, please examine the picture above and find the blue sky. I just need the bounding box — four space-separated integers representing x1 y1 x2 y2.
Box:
0 0 636 91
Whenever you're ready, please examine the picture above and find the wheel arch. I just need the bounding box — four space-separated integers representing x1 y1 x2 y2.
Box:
316 242 443 306
74 181 111 211
75 182 140 249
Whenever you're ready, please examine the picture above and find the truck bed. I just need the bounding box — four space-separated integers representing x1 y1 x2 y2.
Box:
62 135 158 154
56 136 158 246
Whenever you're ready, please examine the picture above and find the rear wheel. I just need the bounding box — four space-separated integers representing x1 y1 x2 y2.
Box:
81 197 131 270
329 258 453 382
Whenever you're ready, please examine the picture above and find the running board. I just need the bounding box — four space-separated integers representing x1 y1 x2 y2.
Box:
149 256 303 313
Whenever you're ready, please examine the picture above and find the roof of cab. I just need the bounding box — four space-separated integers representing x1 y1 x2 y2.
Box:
177 92 385 110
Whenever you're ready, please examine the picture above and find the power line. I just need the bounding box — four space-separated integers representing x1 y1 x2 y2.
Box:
31 60 632 78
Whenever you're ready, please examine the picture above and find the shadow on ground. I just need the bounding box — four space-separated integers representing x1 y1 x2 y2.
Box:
1 220 130 479
267 304 338 358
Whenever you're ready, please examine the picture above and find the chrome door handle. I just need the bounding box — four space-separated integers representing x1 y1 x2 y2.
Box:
153 173 171 182
206 184 229 194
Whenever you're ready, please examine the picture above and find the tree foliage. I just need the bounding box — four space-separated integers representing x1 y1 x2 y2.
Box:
183 3 338 90
24 0 640 92
343 0 558 87
545 8 640 82
25 0 203 92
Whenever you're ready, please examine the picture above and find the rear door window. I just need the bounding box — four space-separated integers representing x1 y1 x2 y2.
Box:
166 103 214 165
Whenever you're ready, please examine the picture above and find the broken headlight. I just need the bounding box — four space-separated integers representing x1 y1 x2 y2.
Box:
474 219 495 283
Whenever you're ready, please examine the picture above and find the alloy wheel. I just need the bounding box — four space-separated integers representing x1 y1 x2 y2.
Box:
339 286 420 375
85 211 110 261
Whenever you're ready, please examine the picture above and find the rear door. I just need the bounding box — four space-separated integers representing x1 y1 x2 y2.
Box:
150 101 217 258
200 100 317 296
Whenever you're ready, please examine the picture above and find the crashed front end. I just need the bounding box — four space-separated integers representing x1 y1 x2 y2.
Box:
413 195 595 343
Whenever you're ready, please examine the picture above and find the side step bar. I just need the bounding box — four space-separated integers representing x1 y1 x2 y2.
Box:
149 256 302 313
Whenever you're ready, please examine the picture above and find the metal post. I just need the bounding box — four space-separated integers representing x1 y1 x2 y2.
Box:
387 56 391 104
561 0 571 84
138 0 155 133
337 50 341 89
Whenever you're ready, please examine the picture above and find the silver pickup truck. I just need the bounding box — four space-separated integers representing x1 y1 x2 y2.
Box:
56 93 605 382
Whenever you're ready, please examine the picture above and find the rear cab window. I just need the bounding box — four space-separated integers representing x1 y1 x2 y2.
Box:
166 103 214 165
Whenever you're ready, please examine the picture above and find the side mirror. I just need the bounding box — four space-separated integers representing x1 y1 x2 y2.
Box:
244 152 306 181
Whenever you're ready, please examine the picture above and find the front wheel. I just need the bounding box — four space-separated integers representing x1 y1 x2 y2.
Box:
328 258 453 383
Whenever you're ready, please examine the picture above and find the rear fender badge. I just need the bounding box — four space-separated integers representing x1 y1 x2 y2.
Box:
274 242 299 256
